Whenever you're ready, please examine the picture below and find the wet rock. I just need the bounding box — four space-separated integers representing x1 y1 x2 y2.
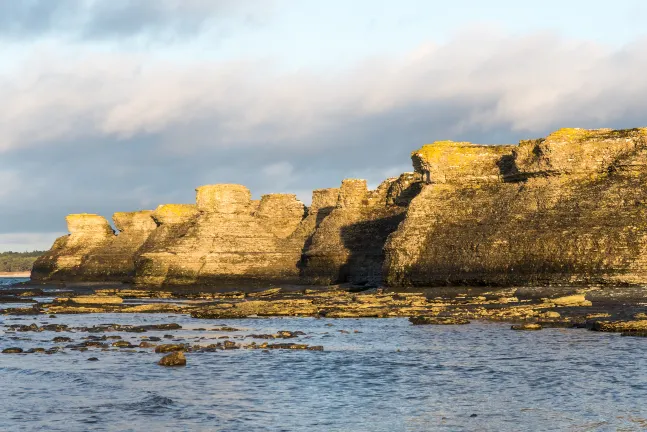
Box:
549 295 592 307
223 340 238 349
25 348 46 353
118 323 181 333
60 296 124 305
511 323 543 331
247 288 282 297
158 351 186 367
112 341 135 348
154 344 186 353
620 331 647 337
2 347 23 353
592 320 647 333
409 316 470 325
139 341 156 348
52 336 72 343
87 357 99 361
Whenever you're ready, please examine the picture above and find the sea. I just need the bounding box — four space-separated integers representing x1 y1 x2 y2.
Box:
1 277 647 431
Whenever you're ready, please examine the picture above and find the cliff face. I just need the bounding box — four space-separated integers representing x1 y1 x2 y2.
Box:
32 211 158 281
302 174 422 285
32 127 647 289
134 184 310 287
384 128 647 286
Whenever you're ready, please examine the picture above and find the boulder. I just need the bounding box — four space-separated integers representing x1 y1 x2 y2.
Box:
158 351 186 367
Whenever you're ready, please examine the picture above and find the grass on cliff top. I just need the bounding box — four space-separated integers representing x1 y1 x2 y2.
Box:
548 127 647 143
413 141 515 161
0 251 45 272
154 204 198 217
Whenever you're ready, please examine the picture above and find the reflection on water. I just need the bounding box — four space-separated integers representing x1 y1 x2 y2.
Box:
1 278 647 431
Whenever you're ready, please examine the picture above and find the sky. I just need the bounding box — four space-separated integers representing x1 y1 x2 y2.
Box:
1 0 647 251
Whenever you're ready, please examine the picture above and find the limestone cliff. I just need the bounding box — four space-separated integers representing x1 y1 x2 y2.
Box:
32 126 647 289
384 127 647 287
302 173 422 285
134 185 310 287
32 211 158 281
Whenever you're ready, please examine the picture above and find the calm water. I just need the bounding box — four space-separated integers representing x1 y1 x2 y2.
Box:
2 277 647 431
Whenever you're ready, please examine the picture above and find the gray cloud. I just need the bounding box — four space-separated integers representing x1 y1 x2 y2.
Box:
2 31 647 250
0 0 267 40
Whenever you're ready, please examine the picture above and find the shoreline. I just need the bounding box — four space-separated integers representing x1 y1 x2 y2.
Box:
0 272 30 278
2 282 647 335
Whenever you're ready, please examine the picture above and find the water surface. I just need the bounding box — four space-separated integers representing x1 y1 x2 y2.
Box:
2 278 647 431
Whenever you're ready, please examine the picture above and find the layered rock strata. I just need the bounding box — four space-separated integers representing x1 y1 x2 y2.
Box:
32 212 157 281
384 127 647 286
301 174 422 285
134 185 312 287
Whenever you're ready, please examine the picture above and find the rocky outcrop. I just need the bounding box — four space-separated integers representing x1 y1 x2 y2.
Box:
302 173 422 285
32 211 158 281
134 184 310 287
384 127 647 287
32 127 647 290
32 214 116 280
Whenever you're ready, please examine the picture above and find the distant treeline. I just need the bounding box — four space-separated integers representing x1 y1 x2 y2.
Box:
0 251 45 272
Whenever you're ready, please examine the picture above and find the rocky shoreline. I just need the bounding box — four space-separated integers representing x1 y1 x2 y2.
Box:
10 126 647 346
3 281 647 367
4 282 647 336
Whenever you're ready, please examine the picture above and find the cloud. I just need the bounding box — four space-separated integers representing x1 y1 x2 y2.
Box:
3 30 647 250
0 0 269 40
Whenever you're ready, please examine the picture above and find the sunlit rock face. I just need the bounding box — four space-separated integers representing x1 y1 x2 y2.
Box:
384 127 647 287
302 174 423 286
31 214 116 280
78 211 157 280
134 184 310 287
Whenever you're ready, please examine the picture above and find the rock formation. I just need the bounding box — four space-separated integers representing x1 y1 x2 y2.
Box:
384 127 647 286
301 174 422 285
135 184 311 287
32 127 647 289
32 212 156 281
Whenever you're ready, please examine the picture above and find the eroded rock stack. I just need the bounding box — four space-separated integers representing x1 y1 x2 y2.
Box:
32 212 157 281
135 184 309 287
32 127 647 289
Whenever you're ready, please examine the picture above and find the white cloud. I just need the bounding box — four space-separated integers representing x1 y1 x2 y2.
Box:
2 31 647 156
4 29 647 238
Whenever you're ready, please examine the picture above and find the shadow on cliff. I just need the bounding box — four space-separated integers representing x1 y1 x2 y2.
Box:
337 212 407 286
297 206 335 279
496 154 524 183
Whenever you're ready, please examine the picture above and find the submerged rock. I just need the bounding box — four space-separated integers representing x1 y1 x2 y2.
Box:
511 323 543 331
409 316 470 325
